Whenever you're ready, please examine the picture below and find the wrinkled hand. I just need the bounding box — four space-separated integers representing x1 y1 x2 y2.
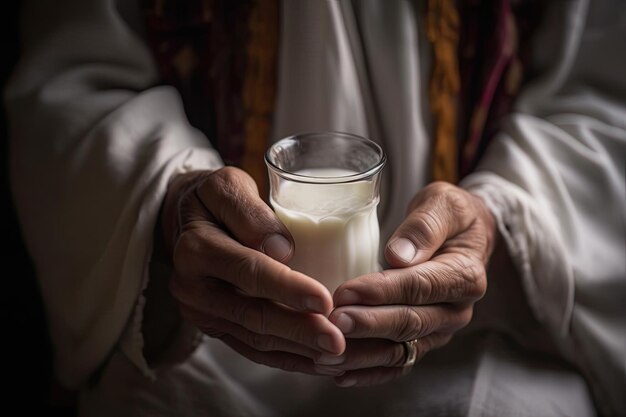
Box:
162 167 345 374
314 182 496 387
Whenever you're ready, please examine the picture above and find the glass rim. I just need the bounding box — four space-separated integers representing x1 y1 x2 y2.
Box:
264 131 386 184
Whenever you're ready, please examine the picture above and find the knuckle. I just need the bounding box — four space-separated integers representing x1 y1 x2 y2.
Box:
199 171 220 197
422 181 452 200
410 210 445 247
414 182 474 233
455 256 487 300
429 180 454 192
286 324 307 345
231 301 267 334
413 264 438 302
449 268 471 300
399 269 423 303
203 167 249 217
441 186 468 212
394 308 424 341
375 271 403 302
213 166 256 200
210 166 241 188
358 308 384 337
408 181 452 213
232 254 262 295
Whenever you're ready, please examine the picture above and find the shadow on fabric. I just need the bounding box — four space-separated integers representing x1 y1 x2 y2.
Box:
1 1 77 415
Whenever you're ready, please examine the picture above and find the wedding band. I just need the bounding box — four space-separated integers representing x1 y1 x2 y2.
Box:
402 339 419 367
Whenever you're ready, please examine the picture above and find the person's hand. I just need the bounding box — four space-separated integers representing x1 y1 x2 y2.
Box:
162 167 345 375
313 181 496 386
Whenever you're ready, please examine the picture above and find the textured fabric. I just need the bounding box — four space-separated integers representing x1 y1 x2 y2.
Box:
142 0 249 165
79 332 597 417
6 0 224 387
273 0 433 245
240 0 279 198
140 0 540 188
425 0 460 182
5 0 625 415
462 1 626 414
141 0 278 198
457 0 543 177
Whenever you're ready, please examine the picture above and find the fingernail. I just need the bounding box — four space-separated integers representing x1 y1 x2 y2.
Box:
304 296 326 313
337 378 357 387
315 365 345 376
263 234 292 261
335 313 354 334
388 238 416 263
316 354 345 365
335 289 359 305
317 334 337 353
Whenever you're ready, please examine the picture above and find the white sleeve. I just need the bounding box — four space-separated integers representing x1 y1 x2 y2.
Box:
462 0 626 415
5 0 222 388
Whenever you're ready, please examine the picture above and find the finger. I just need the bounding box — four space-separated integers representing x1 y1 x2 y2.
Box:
384 182 475 267
195 166 295 262
173 220 333 314
173 280 345 355
187 312 320 359
334 252 486 307
327 305 472 341
314 339 403 371
161 170 216 256
314 333 452 374
219 335 333 376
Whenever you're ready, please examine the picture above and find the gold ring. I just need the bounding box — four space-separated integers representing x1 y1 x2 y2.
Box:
402 339 419 367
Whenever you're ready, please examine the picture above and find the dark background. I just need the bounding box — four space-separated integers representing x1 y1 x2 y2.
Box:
1 1 75 414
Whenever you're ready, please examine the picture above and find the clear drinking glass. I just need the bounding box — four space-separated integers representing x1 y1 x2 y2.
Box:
265 131 386 292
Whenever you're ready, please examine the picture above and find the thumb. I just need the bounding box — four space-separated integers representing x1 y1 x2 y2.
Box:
385 182 473 267
195 166 294 262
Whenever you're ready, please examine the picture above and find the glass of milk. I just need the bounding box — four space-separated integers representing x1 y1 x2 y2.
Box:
265 132 386 293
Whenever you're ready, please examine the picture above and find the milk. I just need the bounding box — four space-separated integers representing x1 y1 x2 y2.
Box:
271 168 380 293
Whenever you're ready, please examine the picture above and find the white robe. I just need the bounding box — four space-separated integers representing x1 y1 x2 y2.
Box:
6 0 625 415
